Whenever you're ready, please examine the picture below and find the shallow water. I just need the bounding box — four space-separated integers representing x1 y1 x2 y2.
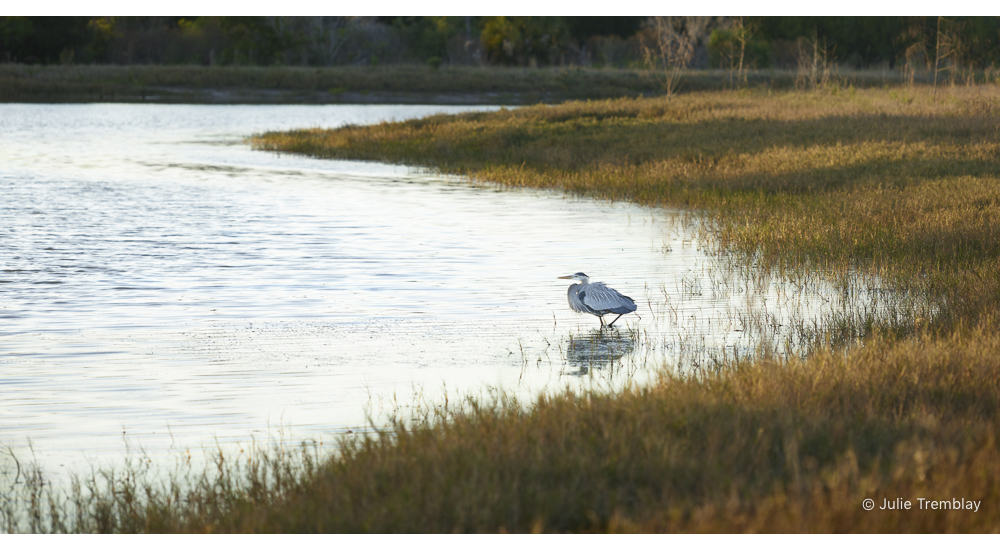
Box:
0 103 907 478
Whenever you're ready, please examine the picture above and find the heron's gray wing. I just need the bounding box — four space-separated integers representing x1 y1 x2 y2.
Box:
579 282 637 314
567 284 595 314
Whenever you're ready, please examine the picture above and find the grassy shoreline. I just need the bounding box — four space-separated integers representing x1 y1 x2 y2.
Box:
246 86 999 533
7 326 1000 533
253 87 1000 331
5 86 1000 533
0 63 925 104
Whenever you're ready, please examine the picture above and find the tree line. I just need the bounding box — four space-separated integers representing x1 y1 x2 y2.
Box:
2 16 998 71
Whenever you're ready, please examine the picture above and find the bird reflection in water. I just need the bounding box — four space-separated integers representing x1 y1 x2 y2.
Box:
563 329 636 376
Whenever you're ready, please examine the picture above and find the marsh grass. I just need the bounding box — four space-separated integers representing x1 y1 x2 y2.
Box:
6 86 1000 532
227 326 1000 533
1 435 326 534
250 86 1000 532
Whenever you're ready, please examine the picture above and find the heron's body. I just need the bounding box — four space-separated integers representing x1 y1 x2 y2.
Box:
558 272 637 328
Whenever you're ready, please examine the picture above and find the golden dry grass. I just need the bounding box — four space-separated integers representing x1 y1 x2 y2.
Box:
193 326 997 533
5 86 1000 533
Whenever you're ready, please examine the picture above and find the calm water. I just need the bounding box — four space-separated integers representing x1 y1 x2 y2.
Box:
0 103 889 476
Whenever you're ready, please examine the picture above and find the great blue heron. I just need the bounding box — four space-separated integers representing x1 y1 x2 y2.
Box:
558 272 637 328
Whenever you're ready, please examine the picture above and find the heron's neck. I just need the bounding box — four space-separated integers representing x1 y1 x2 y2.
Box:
578 277 590 285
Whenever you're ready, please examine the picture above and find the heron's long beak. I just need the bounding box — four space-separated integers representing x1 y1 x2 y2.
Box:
557 275 573 279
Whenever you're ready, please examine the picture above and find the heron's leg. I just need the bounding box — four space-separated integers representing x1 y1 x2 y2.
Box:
599 316 605 329
608 314 625 328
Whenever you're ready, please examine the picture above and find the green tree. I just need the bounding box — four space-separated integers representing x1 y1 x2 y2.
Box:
216 17 294 65
0 16 90 64
562 16 643 41
383 17 463 62
0 17 33 62
479 16 569 65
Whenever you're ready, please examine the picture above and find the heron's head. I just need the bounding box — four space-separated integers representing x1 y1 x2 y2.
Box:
558 272 590 283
